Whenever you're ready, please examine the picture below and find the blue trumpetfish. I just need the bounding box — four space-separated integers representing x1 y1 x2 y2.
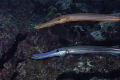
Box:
31 46 120 59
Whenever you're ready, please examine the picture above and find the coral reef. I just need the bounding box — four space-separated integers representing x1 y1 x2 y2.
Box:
0 0 120 80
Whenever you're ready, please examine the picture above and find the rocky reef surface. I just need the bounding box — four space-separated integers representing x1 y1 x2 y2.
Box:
0 0 120 80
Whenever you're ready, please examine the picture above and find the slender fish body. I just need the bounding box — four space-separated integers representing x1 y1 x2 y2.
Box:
68 13 120 22
34 13 120 29
31 46 120 59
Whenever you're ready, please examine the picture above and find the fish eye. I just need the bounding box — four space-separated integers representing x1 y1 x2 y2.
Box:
57 18 60 21
56 50 59 52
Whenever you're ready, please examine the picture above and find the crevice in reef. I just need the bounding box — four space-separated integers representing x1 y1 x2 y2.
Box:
0 32 28 68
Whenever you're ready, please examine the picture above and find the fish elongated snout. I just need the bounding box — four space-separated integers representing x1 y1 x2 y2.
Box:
31 48 67 59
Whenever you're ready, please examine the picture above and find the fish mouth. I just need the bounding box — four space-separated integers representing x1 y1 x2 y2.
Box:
31 48 67 59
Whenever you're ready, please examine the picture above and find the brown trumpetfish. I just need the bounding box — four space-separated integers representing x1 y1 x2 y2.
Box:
34 13 120 29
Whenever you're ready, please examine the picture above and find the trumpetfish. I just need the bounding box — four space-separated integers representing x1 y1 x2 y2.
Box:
34 13 120 29
31 46 120 59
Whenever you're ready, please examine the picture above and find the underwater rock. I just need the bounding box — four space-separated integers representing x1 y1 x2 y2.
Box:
74 25 84 32
90 30 105 41
98 22 115 32
55 0 72 10
75 3 89 13
46 6 58 21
